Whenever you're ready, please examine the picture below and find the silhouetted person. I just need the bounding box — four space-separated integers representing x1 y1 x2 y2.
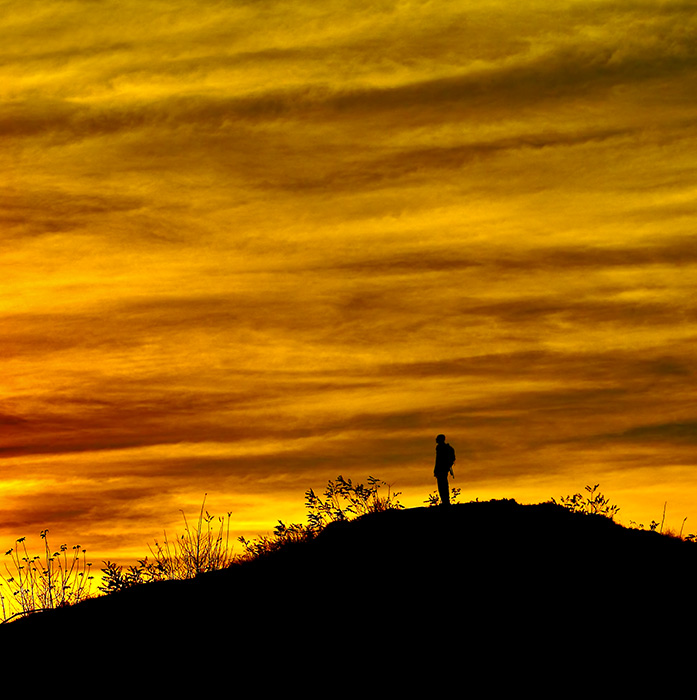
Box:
434 434 455 506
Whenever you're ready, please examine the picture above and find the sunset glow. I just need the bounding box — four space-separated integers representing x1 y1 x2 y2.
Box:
2 0 697 567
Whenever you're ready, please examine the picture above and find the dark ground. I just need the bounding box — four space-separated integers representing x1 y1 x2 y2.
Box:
2 500 694 689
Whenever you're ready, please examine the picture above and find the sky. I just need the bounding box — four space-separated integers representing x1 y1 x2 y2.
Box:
2 0 697 567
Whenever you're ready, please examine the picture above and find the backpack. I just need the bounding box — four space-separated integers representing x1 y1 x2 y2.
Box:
437 443 455 469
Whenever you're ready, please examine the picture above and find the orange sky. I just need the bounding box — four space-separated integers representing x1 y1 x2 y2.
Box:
2 0 697 567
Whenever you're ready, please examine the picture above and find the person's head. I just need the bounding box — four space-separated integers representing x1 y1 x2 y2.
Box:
436 434 446 444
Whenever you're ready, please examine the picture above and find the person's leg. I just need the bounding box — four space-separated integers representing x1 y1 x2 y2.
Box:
437 476 450 506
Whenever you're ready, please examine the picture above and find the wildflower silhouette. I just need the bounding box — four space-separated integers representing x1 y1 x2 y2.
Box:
1 530 93 622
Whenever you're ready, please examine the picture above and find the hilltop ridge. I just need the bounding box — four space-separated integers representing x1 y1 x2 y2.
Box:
3 500 695 682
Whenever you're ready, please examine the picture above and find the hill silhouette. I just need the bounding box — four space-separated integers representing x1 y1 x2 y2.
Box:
3 499 695 686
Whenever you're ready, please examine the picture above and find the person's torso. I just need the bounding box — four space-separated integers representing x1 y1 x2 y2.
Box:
435 443 454 470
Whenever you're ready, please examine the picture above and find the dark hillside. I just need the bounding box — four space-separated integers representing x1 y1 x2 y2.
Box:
3 500 695 685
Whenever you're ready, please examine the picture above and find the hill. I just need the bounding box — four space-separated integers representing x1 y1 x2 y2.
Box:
2 499 695 686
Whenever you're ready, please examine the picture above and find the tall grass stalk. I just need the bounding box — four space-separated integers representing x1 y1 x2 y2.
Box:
660 501 667 534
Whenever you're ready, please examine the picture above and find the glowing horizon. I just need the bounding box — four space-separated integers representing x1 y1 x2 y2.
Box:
2 0 697 568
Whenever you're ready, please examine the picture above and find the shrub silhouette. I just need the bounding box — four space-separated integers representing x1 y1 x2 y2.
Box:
424 485 462 507
304 474 403 526
237 475 403 560
99 560 154 594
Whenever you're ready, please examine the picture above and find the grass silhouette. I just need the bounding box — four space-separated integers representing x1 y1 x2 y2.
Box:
100 495 234 594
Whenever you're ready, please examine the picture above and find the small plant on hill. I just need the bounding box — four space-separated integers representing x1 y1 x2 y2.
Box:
99 559 160 594
629 519 661 532
552 484 620 520
237 475 403 561
424 486 462 507
0 530 93 622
